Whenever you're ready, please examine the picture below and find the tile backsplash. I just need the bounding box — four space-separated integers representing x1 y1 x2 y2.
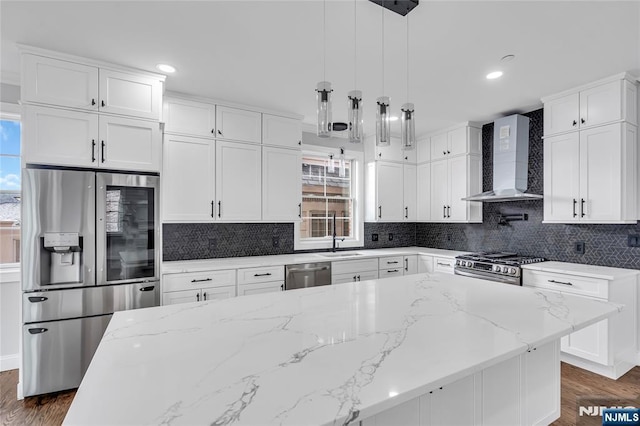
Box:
164 108 640 269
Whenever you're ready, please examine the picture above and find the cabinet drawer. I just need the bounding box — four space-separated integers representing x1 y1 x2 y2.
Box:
378 256 403 269
163 269 236 293
237 265 284 284
332 270 379 285
433 257 455 274
378 268 403 279
522 270 608 299
331 258 378 275
238 281 283 296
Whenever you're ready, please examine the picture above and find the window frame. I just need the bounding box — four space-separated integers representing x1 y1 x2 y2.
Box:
0 102 22 277
294 145 364 251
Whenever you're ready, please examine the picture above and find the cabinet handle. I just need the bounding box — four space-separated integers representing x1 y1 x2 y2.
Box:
196 293 200 302
378 206 382 219
203 292 207 300
91 99 96 106
191 278 213 283
353 275 357 282
218 201 222 218
387 269 399 273
572 199 577 218
101 100 105 107
298 203 302 218
211 201 215 218
357 275 361 281
548 279 573 286
405 206 408 219
298 140 302 146
447 150 450 154
580 198 586 218
443 205 446 218
101 140 106 163
387 261 399 264
378 153 382 158
437 262 451 267
572 120 577 127
280 284 284 291
581 118 585 124
91 139 96 162
442 150 446 155
217 130 223 136
254 273 272 277
404 156 408 160
211 129 215 134
447 205 451 218
405 258 408 271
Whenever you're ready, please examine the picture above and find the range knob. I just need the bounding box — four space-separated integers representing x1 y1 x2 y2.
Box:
495 266 501 272
456 260 461 266
467 262 473 268
510 268 517 274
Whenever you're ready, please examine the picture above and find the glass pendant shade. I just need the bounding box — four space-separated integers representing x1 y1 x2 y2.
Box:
401 103 416 150
375 96 391 147
316 81 333 138
328 154 335 173
347 90 363 144
338 148 346 178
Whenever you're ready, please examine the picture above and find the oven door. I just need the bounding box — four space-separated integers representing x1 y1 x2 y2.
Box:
96 173 159 285
454 268 521 285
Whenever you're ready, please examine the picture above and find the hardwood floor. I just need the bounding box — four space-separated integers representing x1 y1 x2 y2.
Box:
1 364 639 425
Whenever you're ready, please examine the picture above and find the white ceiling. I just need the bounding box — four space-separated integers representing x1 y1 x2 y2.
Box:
1 1 639 136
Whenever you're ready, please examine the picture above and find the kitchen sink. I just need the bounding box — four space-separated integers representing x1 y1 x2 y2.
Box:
316 252 362 258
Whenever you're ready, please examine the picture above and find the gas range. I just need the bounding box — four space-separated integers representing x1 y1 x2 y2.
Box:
454 252 546 285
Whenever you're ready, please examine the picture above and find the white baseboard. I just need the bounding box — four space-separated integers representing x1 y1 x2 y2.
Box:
0 353 19 372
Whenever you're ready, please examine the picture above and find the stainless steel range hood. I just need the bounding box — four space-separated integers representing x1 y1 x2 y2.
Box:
463 114 543 202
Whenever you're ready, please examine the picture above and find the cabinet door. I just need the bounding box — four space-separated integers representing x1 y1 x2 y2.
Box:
429 375 479 426
416 163 431 221
262 146 302 221
375 136 404 162
434 257 455 274
98 69 161 120
482 355 521 425
332 273 358 285
361 397 421 426
215 141 262 220
262 114 301 148
404 255 418 275
23 105 98 167
22 54 99 110
358 270 379 282
215 106 262 143
430 132 449 161
403 147 417 164
579 81 621 129
238 281 283 296
448 126 468 156
99 115 161 172
563 319 609 365
376 162 404 221
403 164 417 221
163 135 215 222
202 285 236 301
163 97 216 138
579 124 622 221
430 159 448 221
418 255 433 273
448 155 470 222
543 132 580 221
522 341 560 426
544 93 579 136
417 137 430 163
163 289 201 305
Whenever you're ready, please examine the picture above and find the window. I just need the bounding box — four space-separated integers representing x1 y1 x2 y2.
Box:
295 148 363 250
0 111 21 266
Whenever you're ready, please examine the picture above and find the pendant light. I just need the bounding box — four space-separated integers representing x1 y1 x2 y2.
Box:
338 148 346 178
401 14 416 150
328 154 336 173
347 0 363 144
316 0 332 138
375 2 390 147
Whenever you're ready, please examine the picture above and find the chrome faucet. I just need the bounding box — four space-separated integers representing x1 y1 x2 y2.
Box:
332 213 345 252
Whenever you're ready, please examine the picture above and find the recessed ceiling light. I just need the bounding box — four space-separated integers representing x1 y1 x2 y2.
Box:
486 71 503 80
156 64 176 73
389 116 399 122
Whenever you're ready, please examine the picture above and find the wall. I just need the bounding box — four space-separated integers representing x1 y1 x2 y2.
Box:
416 108 640 270
0 83 20 104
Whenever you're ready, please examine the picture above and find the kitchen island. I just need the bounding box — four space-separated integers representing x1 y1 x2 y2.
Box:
64 273 621 425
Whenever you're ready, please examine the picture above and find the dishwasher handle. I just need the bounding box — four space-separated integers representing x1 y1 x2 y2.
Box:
287 266 330 273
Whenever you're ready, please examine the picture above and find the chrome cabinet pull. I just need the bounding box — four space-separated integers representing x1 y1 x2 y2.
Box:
580 198 586 217
572 199 577 218
437 262 451 267
191 278 212 283
548 279 573 286
254 273 272 277
91 139 96 162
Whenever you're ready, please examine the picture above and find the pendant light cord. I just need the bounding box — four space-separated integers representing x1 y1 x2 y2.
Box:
354 0 357 89
381 0 385 95
406 14 409 103
323 0 326 83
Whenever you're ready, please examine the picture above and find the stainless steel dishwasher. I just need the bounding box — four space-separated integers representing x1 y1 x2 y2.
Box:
284 262 332 290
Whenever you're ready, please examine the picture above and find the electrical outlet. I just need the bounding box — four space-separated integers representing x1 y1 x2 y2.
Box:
628 235 640 247
208 238 217 252
388 233 394 241
446 233 452 242
372 233 379 242
272 236 280 248
575 241 585 254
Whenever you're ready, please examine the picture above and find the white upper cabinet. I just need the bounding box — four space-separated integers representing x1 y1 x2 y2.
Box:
163 135 215 222
98 115 161 172
366 161 404 222
215 141 262 221
403 164 417 221
416 137 430 163
98 69 162 120
262 114 301 149
543 74 638 137
431 124 481 161
262 146 302 221
373 135 404 162
416 162 431 221
22 54 99 110
215 106 261 143
430 155 482 223
543 132 580 222
163 97 216 138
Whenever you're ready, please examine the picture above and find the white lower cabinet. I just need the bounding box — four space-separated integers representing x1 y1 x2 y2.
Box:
433 257 455 274
162 269 236 306
332 259 378 284
360 341 559 426
238 281 283 296
418 255 434 273
403 255 418 275
378 256 404 279
333 270 378 284
237 265 284 296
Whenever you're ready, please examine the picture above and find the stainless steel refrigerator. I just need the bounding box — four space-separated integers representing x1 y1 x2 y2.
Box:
21 168 160 397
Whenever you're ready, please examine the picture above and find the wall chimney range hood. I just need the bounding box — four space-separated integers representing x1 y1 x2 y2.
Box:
463 114 543 202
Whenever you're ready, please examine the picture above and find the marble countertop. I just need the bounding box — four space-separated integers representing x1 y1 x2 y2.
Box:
64 273 621 426
162 247 469 274
522 261 639 280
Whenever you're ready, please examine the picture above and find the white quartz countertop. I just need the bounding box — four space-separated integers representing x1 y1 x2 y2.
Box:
522 261 639 280
162 247 468 274
64 273 621 426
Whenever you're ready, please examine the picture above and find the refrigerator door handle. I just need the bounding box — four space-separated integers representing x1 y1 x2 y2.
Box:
28 328 48 335
139 286 156 292
28 296 48 303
